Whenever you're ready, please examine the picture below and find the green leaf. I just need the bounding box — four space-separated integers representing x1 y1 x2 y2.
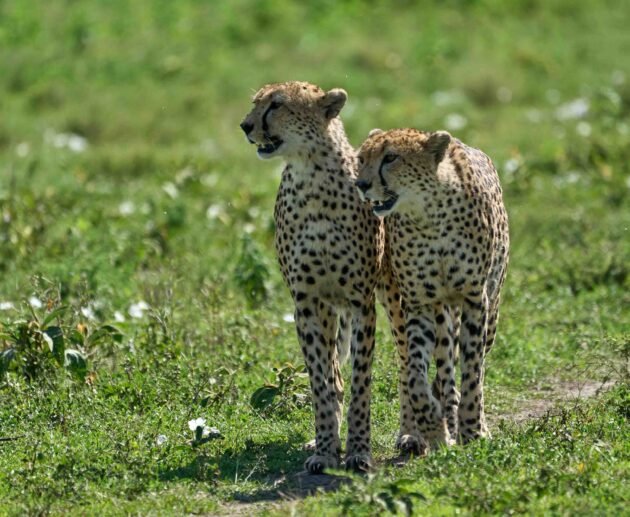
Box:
87 325 124 346
100 324 124 343
64 349 87 381
69 329 85 346
43 326 65 365
42 306 68 327
250 385 279 411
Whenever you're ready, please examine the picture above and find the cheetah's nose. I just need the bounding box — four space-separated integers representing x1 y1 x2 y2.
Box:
355 179 371 193
240 121 254 134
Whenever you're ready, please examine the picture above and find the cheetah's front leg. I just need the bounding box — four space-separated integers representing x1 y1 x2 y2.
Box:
303 308 347 453
458 295 489 443
403 304 451 454
295 297 341 473
344 298 376 472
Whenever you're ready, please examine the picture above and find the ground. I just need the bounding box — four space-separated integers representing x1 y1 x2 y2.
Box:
0 0 629 515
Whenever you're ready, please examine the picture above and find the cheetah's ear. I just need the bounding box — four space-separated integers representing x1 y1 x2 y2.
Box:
425 131 451 163
321 88 348 119
368 128 383 137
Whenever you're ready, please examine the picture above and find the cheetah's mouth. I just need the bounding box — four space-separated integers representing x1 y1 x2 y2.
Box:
256 136 284 157
371 195 399 217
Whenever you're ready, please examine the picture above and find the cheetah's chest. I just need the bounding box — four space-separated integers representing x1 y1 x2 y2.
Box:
274 189 379 305
387 216 484 305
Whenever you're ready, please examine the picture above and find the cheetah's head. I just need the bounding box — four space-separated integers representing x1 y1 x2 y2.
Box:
356 128 452 217
240 81 348 160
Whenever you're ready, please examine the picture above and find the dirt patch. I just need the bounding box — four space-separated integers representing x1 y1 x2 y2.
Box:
493 379 616 425
224 472 350 515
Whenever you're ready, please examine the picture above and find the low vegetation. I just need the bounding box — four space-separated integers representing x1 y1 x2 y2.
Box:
1 0 628 514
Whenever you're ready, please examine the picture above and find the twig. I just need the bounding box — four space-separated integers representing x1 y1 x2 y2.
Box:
0 435 25 442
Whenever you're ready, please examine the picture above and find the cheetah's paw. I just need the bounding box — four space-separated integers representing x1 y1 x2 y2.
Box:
395 434 428 457
304 453 339 474
345 453 373 473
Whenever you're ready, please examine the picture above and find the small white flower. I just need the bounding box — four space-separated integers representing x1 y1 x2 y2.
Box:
555 98 589 120
243 223 256 234
0 301 15 311
81 306 96 321
555 171 581 187
282 313 295 323
118 201 136 216
576 121 592 137
188 417 206 431
156 434 168 446
444 113 468 131
525 109 543 123
48 131 88 153
431 90 461 107
29 296 43 309
128 301 150 319
16 142 30 157
565 172 580 184
162 182 179 199
206 204 223 220
201 173 219 187
67 134 88 153
504 158 521 175
114 311 126 323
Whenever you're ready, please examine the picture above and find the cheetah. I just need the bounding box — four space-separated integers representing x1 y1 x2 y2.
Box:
356 128 509 450
240 81 386 473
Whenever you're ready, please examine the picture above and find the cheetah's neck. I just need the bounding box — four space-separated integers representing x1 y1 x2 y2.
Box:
281 119 356 191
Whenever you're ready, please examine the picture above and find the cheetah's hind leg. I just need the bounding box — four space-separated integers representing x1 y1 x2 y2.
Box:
431 303 459 443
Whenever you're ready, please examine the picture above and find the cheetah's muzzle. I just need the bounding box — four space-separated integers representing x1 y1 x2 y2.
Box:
257 136 284 156
371 195 399 216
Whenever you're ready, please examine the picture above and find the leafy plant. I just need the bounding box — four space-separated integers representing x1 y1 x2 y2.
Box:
233 234 271 308
250 362 310 417
337 473 427 516
0 304 122 383
196 366 238 410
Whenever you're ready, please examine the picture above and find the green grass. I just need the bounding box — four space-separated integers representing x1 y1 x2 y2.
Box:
1 0 629 514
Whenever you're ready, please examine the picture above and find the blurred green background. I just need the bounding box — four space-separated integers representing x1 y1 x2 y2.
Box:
1 0 629 514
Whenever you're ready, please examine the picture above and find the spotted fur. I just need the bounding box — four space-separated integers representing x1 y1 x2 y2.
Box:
241 81 390 473
357 128 509 449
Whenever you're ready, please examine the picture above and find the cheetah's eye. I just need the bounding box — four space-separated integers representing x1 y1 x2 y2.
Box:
382 153 398 164
269 101 282 110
